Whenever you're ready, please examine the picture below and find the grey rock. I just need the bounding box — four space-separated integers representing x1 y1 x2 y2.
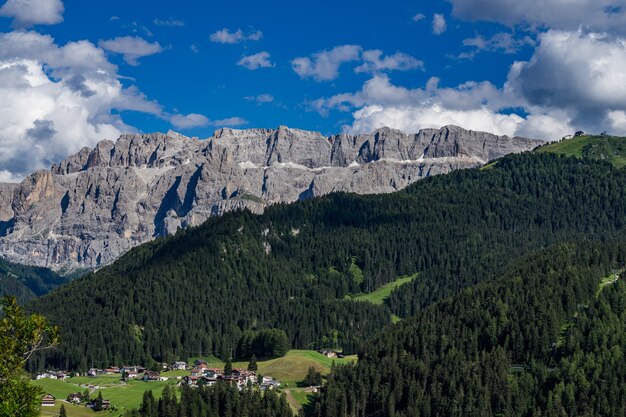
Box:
0 125 543 271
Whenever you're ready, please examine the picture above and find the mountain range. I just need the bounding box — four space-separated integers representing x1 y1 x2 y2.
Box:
0 125 542 272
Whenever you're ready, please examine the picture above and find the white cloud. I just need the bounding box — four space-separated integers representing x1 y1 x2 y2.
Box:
433 14 447 35
210 117 248 127
448 0 626 34
99 36 163 66
508 30 626 133
412 13 426 22
311 74 568 140
244 94 274 103
209 28 263 44
292 45 362 81
237 52 274 70
355 50 423 73
170 114 248 129
190 44 199 54
170 113 209 129
0 31 168 180
153 18 184 27
0 0 64 27
460 32 535 58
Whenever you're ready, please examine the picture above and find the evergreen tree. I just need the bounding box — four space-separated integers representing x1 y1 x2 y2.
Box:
59 403 67 417
224 359 233 376
247 354 257 371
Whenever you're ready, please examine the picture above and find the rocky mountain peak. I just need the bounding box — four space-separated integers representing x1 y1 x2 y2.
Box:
0 125 544 271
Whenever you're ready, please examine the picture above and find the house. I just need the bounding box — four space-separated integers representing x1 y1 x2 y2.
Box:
320 349 337 358
35 372 57 380
143 371 160 381
41 394 55 407
194 359 207 366
574 130 585 137
172 361 187 370
104 367 119 374
67 393 82 404
182 376 199 387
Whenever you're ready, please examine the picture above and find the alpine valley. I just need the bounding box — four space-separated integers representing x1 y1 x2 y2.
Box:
13 130 626 417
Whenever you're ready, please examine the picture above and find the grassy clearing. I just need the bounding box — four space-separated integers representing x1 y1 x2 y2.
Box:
39 402 97 417
597 272 620 298
350 274 418 306
289 388 317 409
233 350 357 387
536 135 591 158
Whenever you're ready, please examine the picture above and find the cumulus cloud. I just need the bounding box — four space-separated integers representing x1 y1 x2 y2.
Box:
508 30 626 133
0 0 64 27
292 45 362 81
99 36 163 66
209 28 262 44
412 13 426 22
0 31 168 180
311 74 568 140
447 0 626 34
355 50 424 73
237 52 274 70
244 94 274 103
433 14 447 35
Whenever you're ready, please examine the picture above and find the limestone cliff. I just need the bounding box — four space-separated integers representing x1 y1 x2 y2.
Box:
0 125 543 271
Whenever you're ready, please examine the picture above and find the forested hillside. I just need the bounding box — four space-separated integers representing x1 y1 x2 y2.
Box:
0 257 70 304
313 242 626 417
30 153 626 371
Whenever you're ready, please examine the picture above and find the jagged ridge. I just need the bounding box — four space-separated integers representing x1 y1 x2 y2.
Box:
0 125 543 271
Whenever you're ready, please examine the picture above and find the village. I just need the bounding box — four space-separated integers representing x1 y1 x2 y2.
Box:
35 358 282 410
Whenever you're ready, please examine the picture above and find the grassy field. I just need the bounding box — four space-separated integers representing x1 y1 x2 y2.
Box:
537 135 591 158
35 349 356 416
597 272 621 298
40 403 98 417
350 273 418 306
537 135 626 167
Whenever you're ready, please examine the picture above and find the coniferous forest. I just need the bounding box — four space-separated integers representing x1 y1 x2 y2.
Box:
28 152 626 377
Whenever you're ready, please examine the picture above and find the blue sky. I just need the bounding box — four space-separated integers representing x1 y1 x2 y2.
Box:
1 0 626 180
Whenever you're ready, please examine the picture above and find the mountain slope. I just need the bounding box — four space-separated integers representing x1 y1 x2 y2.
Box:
537 133 626 167
0 257 69 304
0 125 542 272
29 153 626 371
313 241 626 417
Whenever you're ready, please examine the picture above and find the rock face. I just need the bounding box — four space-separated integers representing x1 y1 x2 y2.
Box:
0 125 543 271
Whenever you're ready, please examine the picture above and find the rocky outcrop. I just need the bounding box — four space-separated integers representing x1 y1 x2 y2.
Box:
0 125 543 271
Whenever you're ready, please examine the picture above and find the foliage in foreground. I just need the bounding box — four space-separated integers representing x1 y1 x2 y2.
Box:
0 296 59 417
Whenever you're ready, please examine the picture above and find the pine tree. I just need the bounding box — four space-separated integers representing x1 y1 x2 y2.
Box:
224 359 233 376
247 355 257 372
59 403 67 417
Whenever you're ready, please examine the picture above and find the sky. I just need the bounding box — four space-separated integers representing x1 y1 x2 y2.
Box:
2 0 626 181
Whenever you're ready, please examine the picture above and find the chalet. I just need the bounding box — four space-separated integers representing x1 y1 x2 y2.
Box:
190 367 202 377
87 368 99 377
143 371 160 381
104 367 119 374
183 376 199 387
67 393 82 404
194 359 207 366
35 372 57 380
172 361 187 370
320 349 337 358
126 371 140 379
41 394 55 407
574 130 585 137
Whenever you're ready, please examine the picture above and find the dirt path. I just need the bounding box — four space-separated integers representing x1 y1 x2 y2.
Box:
284 389 301 413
